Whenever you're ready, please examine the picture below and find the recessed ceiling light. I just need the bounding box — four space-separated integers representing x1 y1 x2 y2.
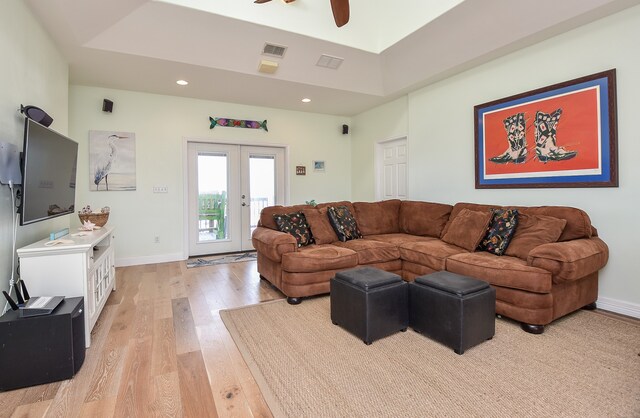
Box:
176 80 189 86
301 98 311 103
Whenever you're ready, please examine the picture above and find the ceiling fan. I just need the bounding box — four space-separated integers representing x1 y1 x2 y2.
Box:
254 0 350 28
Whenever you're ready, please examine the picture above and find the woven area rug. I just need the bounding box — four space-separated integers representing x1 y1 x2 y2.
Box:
220 297 640 417
186 251 256 268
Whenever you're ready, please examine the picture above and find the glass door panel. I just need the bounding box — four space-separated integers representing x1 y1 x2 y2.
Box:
240 146 285 251
249 155 275 236
188 143 240 256
197 153 228 242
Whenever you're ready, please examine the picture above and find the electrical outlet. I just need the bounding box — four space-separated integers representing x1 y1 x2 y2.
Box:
153 186 168 193
154 236 160 243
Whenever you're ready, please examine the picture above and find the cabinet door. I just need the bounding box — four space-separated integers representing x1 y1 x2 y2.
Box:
87 252 96 322
88 246 115 330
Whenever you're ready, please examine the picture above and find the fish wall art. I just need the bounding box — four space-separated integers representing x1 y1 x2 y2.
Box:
209 117 268 132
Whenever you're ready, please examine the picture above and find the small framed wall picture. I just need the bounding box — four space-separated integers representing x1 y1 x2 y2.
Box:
296 166 306 175
313 160 325 172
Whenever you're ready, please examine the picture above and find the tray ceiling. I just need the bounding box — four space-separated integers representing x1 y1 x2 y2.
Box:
25 0 640 115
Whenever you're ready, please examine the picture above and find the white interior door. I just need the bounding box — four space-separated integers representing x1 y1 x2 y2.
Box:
187 142 285 256
377 137 408 200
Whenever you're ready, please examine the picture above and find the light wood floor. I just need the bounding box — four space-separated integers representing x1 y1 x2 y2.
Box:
0 260 283 418
3 261 638 418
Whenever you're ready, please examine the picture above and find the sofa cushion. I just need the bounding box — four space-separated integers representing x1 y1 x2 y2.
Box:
302 207 338 244
260 204 311 230
446 252 552 294
366 233 436 246
398 240 468 272
281 244 358 273
352 200 401 235
399 201 453 238
479 209 519 256
504 214 566 260
441 208 493 252
273 212 315 248
327 206 362 242
332 238 400 265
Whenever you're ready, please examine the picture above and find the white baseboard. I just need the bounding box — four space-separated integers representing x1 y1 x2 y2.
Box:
115 252 184 267
596 296 640 319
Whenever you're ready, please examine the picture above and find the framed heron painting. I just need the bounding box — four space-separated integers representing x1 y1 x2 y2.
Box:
89 130 136 191
474 69 618 188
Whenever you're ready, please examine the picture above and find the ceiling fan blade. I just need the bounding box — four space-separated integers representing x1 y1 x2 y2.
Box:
330 0 349 27
254 0 272 4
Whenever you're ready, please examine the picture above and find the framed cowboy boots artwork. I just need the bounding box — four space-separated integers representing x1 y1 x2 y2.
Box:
474 69 618 188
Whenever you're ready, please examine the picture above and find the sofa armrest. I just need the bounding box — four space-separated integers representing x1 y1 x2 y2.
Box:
527 237 609 283
252 226 297 262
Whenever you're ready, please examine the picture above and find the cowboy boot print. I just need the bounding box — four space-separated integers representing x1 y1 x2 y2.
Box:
489 112 527 164
534 109 577 162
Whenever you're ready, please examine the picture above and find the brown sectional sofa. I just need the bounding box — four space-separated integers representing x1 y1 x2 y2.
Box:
252 199 609 333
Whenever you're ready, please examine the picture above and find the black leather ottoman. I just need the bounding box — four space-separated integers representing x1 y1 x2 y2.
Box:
330 267 408 345
409 271 495 354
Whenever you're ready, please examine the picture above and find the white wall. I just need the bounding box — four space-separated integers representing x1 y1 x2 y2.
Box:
353 5 640 313
0 1 69 300
69 86 352 265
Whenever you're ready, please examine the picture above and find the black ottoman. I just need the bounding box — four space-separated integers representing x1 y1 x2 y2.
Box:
409 271 495 354
331 267 408 345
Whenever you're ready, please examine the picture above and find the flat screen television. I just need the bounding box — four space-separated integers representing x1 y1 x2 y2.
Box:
19 119 78 226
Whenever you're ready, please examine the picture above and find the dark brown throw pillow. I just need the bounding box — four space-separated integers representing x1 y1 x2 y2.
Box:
441 208 493 251
273 212 315 248
302 207 338 244
504 214 567 260
327 206 362 242
479 209 519 256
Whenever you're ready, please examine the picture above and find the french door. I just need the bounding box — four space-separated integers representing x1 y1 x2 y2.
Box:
187 142 285 256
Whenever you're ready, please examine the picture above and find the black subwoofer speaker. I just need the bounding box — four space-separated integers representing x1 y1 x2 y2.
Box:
0 297 85 391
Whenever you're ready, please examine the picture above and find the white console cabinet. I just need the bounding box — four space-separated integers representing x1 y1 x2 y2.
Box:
17 226 116 347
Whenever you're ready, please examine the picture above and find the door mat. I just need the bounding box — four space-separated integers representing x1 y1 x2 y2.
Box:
186 251 257 268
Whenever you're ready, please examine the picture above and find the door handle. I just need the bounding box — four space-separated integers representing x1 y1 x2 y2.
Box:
242 202 250 207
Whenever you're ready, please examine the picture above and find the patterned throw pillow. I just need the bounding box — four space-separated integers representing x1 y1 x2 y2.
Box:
273 212 315 248
327 206 362 242
479 209 519 255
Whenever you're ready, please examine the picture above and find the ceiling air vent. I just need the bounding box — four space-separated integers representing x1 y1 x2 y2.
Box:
316 54 344 70
262 43 287 58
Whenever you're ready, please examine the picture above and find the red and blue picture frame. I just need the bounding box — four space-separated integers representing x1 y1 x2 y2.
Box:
475 69 618 188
